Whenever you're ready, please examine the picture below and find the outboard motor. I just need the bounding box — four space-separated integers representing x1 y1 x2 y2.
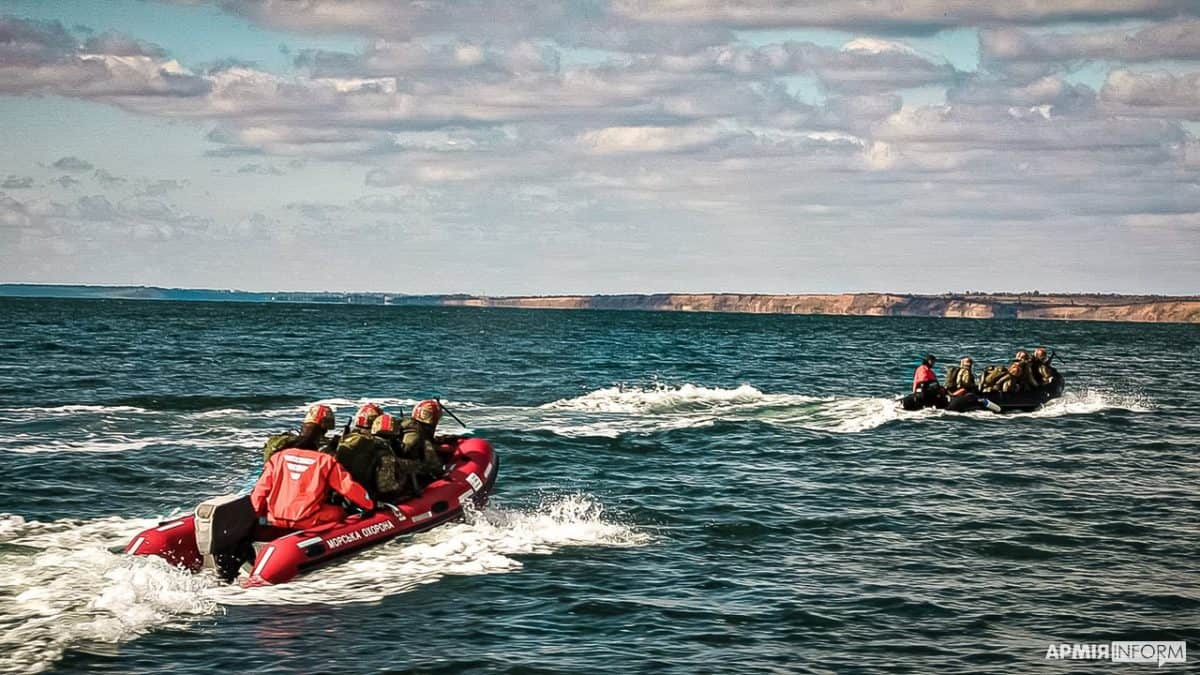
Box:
194 494 257 581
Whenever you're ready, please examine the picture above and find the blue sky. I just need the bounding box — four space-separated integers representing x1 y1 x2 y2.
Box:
2 1 1198 294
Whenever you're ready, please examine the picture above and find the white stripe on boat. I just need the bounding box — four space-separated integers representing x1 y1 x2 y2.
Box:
484 462 494 478
128 536 145 553
156 521 185 532
411 511 432 523
297 537 323 548
458 489 475 503
252 546 276 576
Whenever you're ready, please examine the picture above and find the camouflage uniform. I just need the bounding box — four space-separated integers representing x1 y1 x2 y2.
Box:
945 366 976 392
394 417 446 490
1031 357 1055 385
262 432 296 463
335 432 408 502
996 360 1038 393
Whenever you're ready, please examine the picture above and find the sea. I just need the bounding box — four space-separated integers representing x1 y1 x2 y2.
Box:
0 297 1195 674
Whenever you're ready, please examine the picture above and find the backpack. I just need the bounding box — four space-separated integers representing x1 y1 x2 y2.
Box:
980 366 1006 389
262 432 296 463
944 365 960 389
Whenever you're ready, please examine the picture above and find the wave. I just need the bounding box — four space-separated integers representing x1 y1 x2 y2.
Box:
542 383 782 414
0 515 216 675
1028 388 1152 417
0 495 645 672
219 494 647 606
533 384 900 436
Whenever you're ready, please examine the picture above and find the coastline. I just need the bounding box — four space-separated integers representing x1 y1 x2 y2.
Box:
2 284 1198 323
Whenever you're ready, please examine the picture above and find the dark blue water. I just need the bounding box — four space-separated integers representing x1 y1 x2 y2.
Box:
0 298 1196 673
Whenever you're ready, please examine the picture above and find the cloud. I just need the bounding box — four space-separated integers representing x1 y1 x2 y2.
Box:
981 21 1200 64
1101 69 1200 120
0 16 211 98
139 178 186 196
296 40 562 78
187 0 1200 39
237 163 284 175
578 125 727 154
94 169 127 185
0 193 35 229
53 175 81 189
608 0 1200 33
4 5 1200 293
1 175 34 189
51 156 93 171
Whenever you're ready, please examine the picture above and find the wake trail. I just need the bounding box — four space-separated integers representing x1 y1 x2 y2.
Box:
0 495 645 674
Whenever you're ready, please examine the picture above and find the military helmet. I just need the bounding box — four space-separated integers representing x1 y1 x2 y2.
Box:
303 404 336 431
353 402 383 431
371 413 399 438
412 399 442 426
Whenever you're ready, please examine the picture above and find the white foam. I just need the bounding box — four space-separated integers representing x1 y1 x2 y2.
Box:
542 383 773 414
530 384 900 436
218 494 647 605
8 405 149 415
894 387 1153 422
0 515 219 675
309 397 475 411
1029 388 1153 417
0 495 645 671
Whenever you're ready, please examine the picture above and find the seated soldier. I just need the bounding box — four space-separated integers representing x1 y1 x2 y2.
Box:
262 404 336 463
994 352 1038 394
370 414 424 501
351 402 384 433
945 356 977 396
250 434 374 530
1030 346 1056 385
397 400 449 488
978 365 1006 393
335 412 407 504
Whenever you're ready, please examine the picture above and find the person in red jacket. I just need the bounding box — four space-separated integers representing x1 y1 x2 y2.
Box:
250 444 375 530
912 354 938 392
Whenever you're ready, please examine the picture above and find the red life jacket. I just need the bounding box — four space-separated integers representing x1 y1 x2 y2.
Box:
912 364 937 392
250 447 374 529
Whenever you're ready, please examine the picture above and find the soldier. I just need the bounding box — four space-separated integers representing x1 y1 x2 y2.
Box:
334 406 406 503
994 352 1038 394
945 356 977 396
351 402 383 433
397 400 449 488
1031 346 1056 385
262 404 336 463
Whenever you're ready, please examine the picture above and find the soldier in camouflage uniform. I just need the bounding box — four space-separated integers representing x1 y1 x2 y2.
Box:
334 405 407 503
994 351 1038 393
944 356 977 395
1030 346 1056 385
391 400 449 493
262 404 336 463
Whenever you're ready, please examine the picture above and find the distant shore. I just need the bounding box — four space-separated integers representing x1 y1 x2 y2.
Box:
2 284 1198 323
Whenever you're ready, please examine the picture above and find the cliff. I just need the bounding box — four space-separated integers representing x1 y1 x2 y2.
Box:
441 293 1200 323
4 285 1197 323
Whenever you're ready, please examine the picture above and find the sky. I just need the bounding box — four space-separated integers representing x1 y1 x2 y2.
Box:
1 1 1199 295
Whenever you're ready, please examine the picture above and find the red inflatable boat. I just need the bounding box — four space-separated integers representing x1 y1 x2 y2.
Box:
126 437 498 586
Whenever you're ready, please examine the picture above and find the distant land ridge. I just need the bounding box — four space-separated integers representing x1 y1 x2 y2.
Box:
2 284 1198 323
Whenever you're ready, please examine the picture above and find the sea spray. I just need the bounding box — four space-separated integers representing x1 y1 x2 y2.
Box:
0 495 647 671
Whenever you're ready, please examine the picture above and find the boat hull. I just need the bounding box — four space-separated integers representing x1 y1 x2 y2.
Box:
901 375 1065 414
127 437 498 586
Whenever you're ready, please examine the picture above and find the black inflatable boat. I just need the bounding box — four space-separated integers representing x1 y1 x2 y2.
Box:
900 374 1065 414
